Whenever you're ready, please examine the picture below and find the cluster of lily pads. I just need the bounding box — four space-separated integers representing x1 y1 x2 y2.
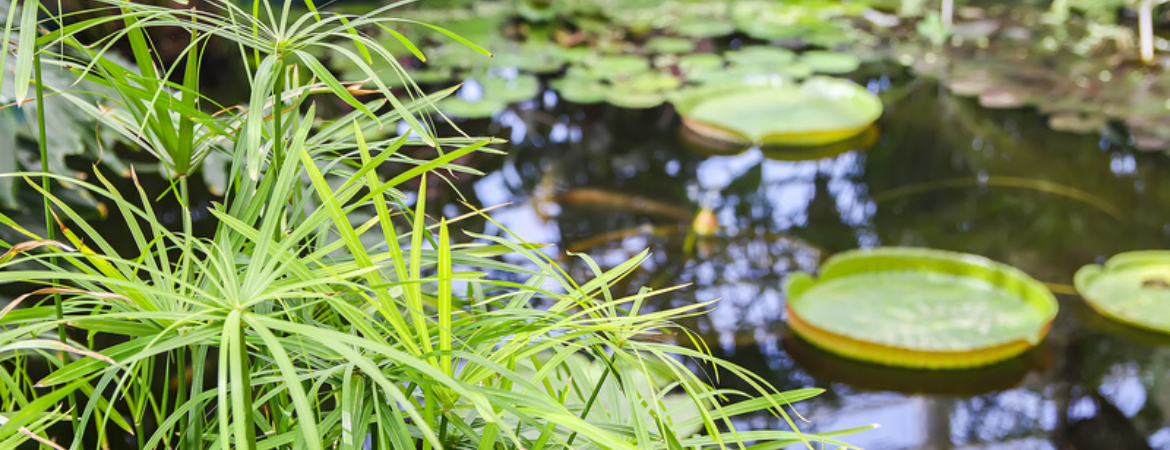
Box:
323 0 884 147
871 2 1170 150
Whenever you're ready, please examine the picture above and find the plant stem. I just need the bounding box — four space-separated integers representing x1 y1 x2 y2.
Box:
34 44 79 437
564 351 618 446
272 61 283 175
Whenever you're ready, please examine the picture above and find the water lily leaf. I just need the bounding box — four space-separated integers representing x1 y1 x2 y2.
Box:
487 43 567 73
478 75 542 103
411 67 457 85
675 18 736 38
760 125 879 161
606 85 665 109
562 46 597 64
785 247 1058 369
625 72 681 93
587 55 653 81
517 0 559 22
671 77 883 146
551 76 608 104
437 97 507 119
724 46 797 67
1075 251 1170 334
644 37 696 54
800 50 861 74
677 53 724 73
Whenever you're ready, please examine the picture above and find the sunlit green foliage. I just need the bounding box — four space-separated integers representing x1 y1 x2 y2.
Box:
0 1 863 448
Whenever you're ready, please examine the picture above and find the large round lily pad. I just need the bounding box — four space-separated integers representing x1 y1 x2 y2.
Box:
671 77 883 146
785 247 1058 369
1075 251 1170 334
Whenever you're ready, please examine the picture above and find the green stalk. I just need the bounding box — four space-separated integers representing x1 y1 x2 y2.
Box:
563 351 618 446
271 61 283 176
34 43 79 437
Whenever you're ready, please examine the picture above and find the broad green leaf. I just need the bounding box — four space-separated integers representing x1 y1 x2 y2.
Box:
786 247 1057 369
1075 251 1170 334
671 77 882 146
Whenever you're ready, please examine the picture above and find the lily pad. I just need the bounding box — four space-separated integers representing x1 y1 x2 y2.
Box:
551 76 608 104
785 330 1043 395
588 55 653 80
671 77 884 146
644 37 696 54
785 247 1058 369
724 46 797 67
606 85 665 109
478 75 542 103
487 45 566 73
761 125 880 161
800 50 862 74
437 97 507 119
1075 251 1170 334
677 53 724 73
675 18 736 38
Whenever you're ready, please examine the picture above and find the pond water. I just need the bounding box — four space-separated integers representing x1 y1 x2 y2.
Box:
437 61 1170 449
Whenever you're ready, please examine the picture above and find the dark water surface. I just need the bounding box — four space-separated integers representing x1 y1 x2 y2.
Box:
443 62 1170 449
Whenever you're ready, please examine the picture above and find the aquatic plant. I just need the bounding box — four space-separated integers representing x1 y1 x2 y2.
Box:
785 247 1058 369
0 0 867 448
670 78 883 147
1076 251 1170 334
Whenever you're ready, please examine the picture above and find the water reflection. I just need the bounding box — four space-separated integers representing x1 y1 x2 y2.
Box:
447 65 1170 448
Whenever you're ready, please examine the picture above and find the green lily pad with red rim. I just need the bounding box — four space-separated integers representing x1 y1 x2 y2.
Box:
1075 251 1170 335
785 247 1059 369
670 77 883 147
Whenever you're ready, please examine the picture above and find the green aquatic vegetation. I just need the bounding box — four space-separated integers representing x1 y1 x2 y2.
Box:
643 36 697 54
799 51 863 74
1076 251 1170 334
674 18 737 38
0 0 865 448
437 75 541 118
670 77 884 146
345 0 876 112
550 75 609 104
730 0 871 42
785 247 1059 369
724 46 799 68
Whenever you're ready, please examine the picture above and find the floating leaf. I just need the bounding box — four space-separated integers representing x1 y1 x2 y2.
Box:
785 247 1058 369
587 55 653 80
786 330 1040 395
487 43 567 73
437 97 507 119
675 18 736 38
724 46 797 67
677 53 724 74
644 37 696 54
606 85 665 109
551 76 608 104
478 75 542 103
800 50 861 74
671 77 883 146
761 125 880 161
1075 251 1170 335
